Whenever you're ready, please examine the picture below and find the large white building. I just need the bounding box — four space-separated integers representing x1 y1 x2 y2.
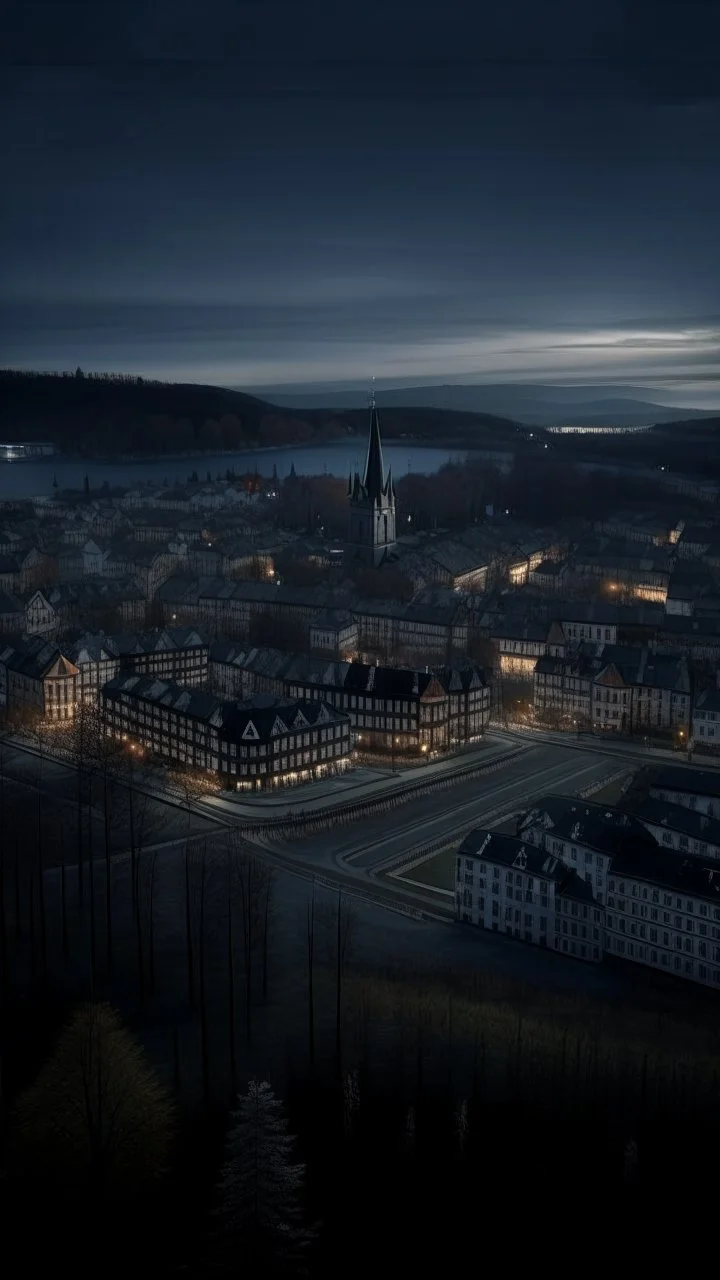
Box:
455 828 603 963
644 765 720 819
604 848 720 987
693 689 720 750
517 795 657 905
629 794 720 863
511 792 720 989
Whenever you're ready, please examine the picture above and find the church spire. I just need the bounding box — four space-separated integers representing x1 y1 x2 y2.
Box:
362 403 386 503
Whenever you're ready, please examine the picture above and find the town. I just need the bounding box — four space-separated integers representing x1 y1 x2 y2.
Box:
1 397 720 1000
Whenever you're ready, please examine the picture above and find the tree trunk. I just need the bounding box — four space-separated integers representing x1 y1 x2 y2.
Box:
76 753 84 904
307 885 315 1069
36 790 47 980
199 853 209 1110
184 842 194 1007
103 771 112 979
13 836 21 943
128 766 137 908
28 864 37 986
262 881 271 1002
335 888 343 1081
59 827 69 959
0 824 7 1005
227 859 237 1099
135 856 145 1013
148 852 157 995
87 775 96 982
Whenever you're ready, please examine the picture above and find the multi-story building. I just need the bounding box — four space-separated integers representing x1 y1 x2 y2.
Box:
518 794 658 905
24 589 58 637
455 828 602 962
284 658 490 755
592 651 690 735
0 636 79 721
503 791 720 989
643 765 720 819
158 575 349 640
492 620 548 679
570 541 673 603
113 626 208 685
629 794 720 863
0 592 24 634
208 641 250 698
100 676 352 788
604 847 720 987
533 648 597 726
424 542 490 593
309 611 358 659
65 634 122 705
354 597 469 662
65 626 209 703
693 689 720 749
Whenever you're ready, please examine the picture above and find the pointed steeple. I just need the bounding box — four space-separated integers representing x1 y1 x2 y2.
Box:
363 404 386 504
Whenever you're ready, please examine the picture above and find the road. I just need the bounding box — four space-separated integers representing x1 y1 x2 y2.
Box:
261 742 623 904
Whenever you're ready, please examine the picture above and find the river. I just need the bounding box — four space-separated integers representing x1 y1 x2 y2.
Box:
0 439 471 501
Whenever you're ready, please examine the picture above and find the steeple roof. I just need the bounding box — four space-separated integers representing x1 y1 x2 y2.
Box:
348 403 394 506
363 405 386 502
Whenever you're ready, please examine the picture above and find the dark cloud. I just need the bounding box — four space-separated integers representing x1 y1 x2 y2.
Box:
1 1 719 398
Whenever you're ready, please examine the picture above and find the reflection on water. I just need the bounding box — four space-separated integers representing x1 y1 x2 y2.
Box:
0 439 468 500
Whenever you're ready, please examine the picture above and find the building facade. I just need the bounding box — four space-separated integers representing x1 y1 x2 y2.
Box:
284 658 490 755
455 828 602 962
0 636 79 721
101 676 352 788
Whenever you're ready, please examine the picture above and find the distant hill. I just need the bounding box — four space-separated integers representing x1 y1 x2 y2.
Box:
0 369 518 458
260 381 720 427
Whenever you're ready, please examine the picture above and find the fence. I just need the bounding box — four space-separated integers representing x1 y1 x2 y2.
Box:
247 746 525 842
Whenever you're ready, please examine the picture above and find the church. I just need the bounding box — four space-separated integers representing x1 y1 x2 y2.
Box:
347 402 397 566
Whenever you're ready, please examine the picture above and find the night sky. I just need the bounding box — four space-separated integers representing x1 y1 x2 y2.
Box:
2 1 719 402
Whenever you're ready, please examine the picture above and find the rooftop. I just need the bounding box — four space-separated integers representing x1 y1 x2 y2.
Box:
457 829 597 903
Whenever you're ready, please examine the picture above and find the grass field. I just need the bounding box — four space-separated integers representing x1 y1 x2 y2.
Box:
394 815 520 893
395 846 456 891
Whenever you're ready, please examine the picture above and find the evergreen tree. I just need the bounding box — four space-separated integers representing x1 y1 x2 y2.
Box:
215 1080 313 1272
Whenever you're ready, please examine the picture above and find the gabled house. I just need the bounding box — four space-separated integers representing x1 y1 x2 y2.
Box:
0 636 79 721
25 589 58 637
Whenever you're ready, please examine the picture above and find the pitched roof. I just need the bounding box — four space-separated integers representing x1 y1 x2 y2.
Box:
519 794 658 858
644 765 720 798
457 829 597 903
630 794 720 848
611 846 720 901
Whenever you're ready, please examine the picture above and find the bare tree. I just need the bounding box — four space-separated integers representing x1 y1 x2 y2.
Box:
306 883 316 1070
199 847 210 1110
227 855 237 1099
231 840 274 1048
334 888 356 1082
12 1002 173 1200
